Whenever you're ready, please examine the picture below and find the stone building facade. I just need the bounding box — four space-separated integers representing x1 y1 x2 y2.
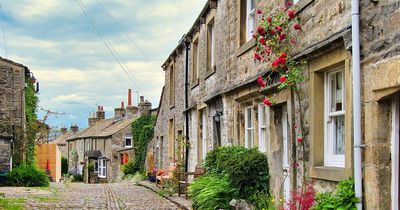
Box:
66 90 152 183
153 0 400 208
0 58 34 174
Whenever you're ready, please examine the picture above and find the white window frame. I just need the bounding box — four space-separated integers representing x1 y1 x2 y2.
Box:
98 159 106 178
245 106 254 148
293 0 300 4
201 110 207 160
392 96 399 210
258 103 267 152
125 134 132 148
324 67 345 167
208 22 215 69
246 0 255 41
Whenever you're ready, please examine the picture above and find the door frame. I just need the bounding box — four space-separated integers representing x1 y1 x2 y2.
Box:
282 105 290 201
392 96 399 210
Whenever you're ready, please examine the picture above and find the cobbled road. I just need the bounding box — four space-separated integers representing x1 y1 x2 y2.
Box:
24 182 179 210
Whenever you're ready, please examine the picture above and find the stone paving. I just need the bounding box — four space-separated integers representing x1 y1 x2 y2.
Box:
1 182 180 210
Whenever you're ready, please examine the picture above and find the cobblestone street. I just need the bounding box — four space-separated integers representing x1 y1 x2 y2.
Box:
1 182 180 210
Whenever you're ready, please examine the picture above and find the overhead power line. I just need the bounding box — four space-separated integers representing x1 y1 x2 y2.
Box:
75 0 151 96
95 0 164 74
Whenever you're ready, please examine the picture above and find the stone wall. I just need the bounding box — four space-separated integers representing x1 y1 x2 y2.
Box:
156 0 400 208
0 59 27 173
360 1 400 209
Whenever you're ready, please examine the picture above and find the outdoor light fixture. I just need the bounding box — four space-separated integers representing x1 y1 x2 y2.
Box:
213 111 223 122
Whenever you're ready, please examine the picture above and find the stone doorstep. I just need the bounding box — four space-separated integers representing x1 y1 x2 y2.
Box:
136 180 192 210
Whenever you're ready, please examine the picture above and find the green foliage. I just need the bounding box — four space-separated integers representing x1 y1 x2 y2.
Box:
204 146 270 199
61 156 68 175
122 160 139 175
24 78 39 165
6 164 49 187
248 191 275 210
188 174 237 210
0 197 26 210
312 179 358 210
71 174 83 182
125 115 156 175
87 163 94 172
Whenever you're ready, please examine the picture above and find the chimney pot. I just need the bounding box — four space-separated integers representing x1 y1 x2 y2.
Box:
121 101 124 108
140 96 144 103
128 89 132 106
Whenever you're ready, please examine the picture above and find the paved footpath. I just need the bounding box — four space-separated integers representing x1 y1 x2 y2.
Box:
3 182 179 210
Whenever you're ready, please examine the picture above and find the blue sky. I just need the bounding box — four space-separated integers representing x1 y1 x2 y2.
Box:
1 0 206 130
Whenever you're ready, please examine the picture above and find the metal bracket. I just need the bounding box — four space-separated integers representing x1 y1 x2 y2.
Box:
353 144 367 148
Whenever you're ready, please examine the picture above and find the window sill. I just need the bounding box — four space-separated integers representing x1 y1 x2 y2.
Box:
190 79 199 89
236 39 255 57
98 176 106 179
310 166 351 182
205 67 216 80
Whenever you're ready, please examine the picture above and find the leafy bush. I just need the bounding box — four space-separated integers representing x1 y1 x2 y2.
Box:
61 156 68 175
6 164 49 187
188 174 237 210
312 179 358 210
71 174 83 182
248 191 275 210
122 160 139 175
204 146 270 199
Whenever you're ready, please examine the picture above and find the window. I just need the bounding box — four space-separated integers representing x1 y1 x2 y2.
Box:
125 133 132 147
94 160 98 173
324 68 345 167
192 37 199 83
258 103 267 152
207 19 215 72
240 0 256 45
246 0 255 42
245 106 254 148
169 62 175 106
98 159 106 178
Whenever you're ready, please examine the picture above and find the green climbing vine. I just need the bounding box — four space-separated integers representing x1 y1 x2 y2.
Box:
122 115 156 175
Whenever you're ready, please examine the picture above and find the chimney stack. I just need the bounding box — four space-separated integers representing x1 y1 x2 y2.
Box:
61 127 67 134
115 101 126 119
88 112 97 127
128 89 132 106
70 124 79 133
96 106 105 120
138 96 152 116
126 89 138 119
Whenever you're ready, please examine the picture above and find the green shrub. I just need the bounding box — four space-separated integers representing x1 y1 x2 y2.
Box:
248 191 275 210
6 164 49 187
312 179 358 210
122 160 139 175
188 174 237 210
204 146 270 199
61 156 68 175
71 174 83 182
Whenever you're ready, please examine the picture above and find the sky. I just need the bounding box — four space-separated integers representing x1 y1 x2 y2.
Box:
1 0 206 130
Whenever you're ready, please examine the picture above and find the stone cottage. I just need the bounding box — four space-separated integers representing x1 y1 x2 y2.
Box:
52 125 79 159
153 0 400 208
66 89 152 183
0 57 37 174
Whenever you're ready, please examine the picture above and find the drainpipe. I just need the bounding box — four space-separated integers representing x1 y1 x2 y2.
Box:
351 0 362 209
184 36 190 173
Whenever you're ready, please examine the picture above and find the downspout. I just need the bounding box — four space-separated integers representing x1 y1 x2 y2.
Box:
351 0 362 209
184 37 190 172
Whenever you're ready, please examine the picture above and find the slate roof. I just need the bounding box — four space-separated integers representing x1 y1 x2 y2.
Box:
52 132 76 145
66 117 135 141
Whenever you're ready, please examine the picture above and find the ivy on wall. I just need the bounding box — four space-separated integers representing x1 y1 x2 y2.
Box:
13 77 39 167
123 115 156 175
